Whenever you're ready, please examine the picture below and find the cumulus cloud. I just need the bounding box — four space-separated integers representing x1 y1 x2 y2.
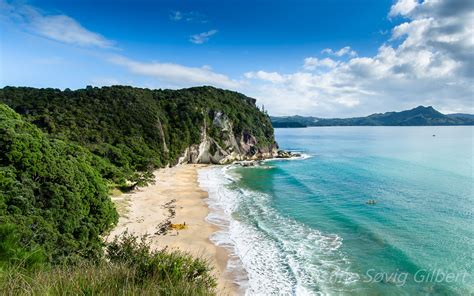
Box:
0 1 114 48
391 0 474 77
109 55 239 88
243 0 474 116
389 0 419 17
303 57 338 70
244 71 285 83
321 46 357 57
189 29 218 44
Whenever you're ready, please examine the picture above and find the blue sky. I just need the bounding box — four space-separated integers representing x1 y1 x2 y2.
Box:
1 0 473 116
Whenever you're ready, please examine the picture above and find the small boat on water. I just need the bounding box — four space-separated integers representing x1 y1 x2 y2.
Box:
366 199 377 205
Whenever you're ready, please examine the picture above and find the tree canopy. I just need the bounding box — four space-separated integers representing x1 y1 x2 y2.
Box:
0 86 275 187
0 104 117 264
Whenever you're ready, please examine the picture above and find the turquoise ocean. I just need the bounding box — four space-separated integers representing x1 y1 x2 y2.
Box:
199 126 473 295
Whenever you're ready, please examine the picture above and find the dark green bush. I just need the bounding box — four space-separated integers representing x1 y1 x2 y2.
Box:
0 104 118 263
0 223 46 270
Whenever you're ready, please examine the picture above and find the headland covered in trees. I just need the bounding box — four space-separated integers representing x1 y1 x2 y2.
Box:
0 85 278 294
271 106 474 127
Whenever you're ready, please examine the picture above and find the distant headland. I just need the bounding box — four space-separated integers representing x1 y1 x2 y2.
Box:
271 106 474 127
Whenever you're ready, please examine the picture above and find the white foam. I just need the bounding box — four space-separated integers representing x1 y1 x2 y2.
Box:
198 166 358 295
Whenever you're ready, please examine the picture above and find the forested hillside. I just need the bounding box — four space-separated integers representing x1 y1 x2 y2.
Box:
0 86 276 187
271 106 474 127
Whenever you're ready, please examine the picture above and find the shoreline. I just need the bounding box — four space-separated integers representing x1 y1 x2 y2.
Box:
107 164 238 295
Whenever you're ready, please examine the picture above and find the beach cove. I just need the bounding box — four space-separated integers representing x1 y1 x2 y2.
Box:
107 164 237 295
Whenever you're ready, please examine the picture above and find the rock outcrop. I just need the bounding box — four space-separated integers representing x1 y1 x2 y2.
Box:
275 150 301 159
178 111 278 164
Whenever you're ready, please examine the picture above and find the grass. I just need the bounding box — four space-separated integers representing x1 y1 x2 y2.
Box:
0 262 214 296
110 195 132 218
0 233 217 296
109 187 124 197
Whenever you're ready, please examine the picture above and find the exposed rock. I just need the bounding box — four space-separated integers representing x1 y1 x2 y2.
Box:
276 150 301 159
178 111 278 164
156 117 169 153
237 160 259 167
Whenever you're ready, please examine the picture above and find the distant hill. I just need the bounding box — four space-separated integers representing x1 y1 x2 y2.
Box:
271 106 474 127
447 113 474 120
272 121 307 128
270 115 320 128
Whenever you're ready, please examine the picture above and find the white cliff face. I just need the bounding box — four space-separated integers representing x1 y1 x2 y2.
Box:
177 111 277 165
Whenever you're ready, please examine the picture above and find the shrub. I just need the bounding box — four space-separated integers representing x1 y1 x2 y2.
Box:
106 233 217 291
0 104 118 263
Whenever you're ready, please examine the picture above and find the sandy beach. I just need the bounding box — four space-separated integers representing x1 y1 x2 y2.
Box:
107 164 237 295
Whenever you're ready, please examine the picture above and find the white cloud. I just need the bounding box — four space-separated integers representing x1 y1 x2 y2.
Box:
189 29 218 44
90 77 121 86
303 57 338 70
169 10 208 23
244 71 285 83
1 1 114 48
169 11 182 21
109 56 239 89
321 46 357 57
389 0 419 17
243 0 474 116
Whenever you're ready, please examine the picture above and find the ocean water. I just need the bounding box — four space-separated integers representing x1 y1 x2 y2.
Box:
199 126 473 295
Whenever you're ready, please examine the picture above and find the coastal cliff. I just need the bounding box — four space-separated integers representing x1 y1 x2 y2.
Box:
178 110 278 164
0 85 277 182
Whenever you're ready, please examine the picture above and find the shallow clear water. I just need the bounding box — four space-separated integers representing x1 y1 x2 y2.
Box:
200 126 473 295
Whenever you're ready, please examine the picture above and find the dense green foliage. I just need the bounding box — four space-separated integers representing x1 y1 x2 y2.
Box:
0 233 216 295
271 106 474 127
0 86 275 186
106 233 216 291
0 104 118 264
0 85 272 294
